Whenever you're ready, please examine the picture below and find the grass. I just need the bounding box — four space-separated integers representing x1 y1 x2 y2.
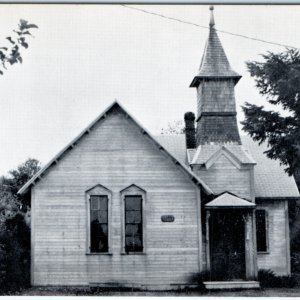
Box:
10 286 300 297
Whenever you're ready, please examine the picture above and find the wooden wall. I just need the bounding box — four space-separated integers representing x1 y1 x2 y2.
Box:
193 153 253 200
31 107 201 287
256 199 291 275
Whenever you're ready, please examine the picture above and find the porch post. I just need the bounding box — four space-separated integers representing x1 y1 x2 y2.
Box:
205 210 211 272
245 210 257 279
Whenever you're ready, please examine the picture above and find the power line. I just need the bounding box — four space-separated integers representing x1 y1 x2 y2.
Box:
121 5 300 51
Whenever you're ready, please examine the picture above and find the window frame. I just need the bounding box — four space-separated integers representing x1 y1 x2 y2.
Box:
255 209 269 254
86 184 112 255
120 184 146 255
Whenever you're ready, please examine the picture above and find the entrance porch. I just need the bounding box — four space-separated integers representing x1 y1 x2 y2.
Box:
204 193 258 285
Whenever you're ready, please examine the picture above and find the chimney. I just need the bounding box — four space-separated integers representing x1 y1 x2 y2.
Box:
184 112 196 149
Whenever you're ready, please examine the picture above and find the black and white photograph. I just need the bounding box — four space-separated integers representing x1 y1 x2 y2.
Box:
1 2 300 296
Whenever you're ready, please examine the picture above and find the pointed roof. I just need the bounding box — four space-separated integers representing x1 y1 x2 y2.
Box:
205 192 256 209
190 7 241 87
18 101 213 196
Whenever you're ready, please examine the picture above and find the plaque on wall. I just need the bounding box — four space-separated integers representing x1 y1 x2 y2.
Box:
161 215 175 222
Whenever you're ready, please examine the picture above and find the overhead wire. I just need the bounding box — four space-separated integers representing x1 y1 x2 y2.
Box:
121 4 300 51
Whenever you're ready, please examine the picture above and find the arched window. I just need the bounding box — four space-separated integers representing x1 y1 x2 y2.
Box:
120 184 146 254
86 184 112 254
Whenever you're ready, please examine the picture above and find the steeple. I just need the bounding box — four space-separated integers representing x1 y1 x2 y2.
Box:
190 6 241 87
190 6 242 146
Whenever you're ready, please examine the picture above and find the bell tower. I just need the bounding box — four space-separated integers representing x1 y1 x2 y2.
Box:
190 6 242 146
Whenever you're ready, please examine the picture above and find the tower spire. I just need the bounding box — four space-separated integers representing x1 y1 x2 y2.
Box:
189 6 242 146
209 5 215 28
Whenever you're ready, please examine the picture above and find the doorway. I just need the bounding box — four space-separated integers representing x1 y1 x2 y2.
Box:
209 210 246 281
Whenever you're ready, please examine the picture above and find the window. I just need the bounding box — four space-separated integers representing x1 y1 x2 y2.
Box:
86 184 111 254
256 209 268 252
120 184 146 254
125 196 143 252
90 195 108 253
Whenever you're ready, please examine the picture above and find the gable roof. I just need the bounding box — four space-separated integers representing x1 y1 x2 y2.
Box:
205 192 256 209
155 134 299 199
18 101 213 196
189 144 256 167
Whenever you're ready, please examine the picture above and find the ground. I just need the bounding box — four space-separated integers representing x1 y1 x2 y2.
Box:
10 287 300 297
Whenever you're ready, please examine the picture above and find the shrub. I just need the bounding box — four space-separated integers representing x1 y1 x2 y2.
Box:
188 271 210 291
0 213 30 294
258 269 296 288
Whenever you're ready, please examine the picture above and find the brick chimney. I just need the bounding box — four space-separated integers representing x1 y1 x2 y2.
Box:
184 112 196 149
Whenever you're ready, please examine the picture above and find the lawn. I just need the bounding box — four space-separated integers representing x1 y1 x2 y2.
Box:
12 286 300 297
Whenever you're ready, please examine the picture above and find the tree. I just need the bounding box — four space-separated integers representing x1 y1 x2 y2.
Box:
3 158 41 194
0 19 38 75
241 49 300 274
0 158 41 293
161 120 185 135
241 49 300 186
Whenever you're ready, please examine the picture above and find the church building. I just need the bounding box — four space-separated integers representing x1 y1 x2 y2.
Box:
19 7 299 290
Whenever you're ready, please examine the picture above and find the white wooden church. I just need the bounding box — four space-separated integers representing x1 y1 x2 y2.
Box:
19 7 299 290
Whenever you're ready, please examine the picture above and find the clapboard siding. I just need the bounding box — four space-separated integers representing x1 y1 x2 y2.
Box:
256 199 290 275
193 154 252 200
32 108 201 286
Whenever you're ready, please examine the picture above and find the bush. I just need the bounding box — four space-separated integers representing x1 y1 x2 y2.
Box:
258 269 297 288
0 213 30 294
188 271 210 291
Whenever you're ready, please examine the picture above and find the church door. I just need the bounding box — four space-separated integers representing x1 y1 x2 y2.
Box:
209 210 246 280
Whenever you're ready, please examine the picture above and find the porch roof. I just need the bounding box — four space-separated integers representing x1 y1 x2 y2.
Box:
205 192 256 209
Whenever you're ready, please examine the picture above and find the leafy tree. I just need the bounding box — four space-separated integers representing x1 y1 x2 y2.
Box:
241 49 300 186
3 158 41 208
0 185 18 231
0 19 38 75
161 120 185 135
241 49 300 274
0 158 41 293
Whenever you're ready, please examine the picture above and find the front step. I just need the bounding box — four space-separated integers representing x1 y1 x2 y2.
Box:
203 281 260 290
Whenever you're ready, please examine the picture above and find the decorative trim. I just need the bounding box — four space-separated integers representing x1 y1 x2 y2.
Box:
190 75 241 87
196 112 237 122
18 101 213 196
205 146 241 170
285 200 291 274
196 188 202 272
256 197 299 201
205 211 211 272
86 253 113 256
31 188 35 286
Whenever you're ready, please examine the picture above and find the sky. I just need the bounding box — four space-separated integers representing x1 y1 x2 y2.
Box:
0 4 299 175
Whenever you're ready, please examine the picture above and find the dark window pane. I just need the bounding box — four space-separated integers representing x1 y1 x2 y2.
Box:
90 195 109 253
98 210 108 223
100 224 108 235
256 210 267 252
99 196 108 211
125 235 143 252
90 221 108 253
91 210 99 222
125 196 142 211
124 195 143 252
91 196 100 210
126 211 142 223
125 224 139 236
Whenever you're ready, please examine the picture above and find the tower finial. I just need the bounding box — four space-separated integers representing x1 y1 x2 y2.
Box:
209 5 215 28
